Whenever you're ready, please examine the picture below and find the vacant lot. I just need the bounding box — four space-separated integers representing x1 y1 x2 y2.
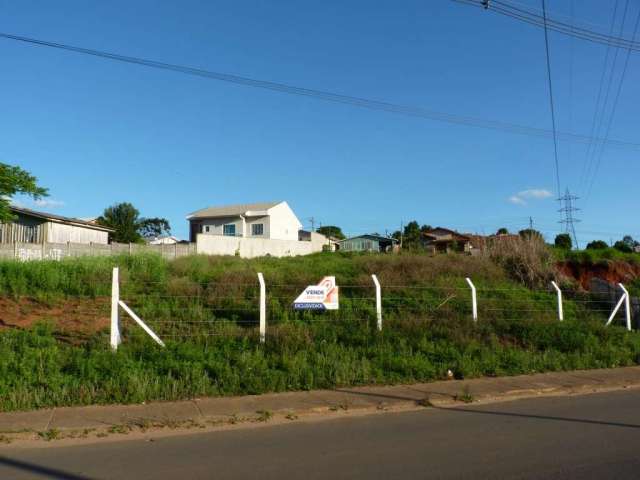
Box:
0 252 637 412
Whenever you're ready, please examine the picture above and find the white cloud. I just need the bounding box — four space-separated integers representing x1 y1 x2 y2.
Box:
33 199 65 208
508 188 553 206
508 195 527 205
517 189 553 200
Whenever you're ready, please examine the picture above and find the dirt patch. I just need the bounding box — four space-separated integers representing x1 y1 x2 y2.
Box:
557 261 640 290
0 296 110 334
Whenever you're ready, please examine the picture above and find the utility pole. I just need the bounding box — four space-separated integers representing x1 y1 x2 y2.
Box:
558 188 580 249
308 217 315 232
529 216 534 230
400 221 404 249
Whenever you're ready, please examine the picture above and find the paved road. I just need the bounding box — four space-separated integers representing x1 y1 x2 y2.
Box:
2 389 640 479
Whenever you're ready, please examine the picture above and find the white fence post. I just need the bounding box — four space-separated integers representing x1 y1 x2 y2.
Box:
119 300 166 347
465 277 477 322
110 267 121 350
551 281 563 321
606 283 631 331
258 272 266 343
372 274 382 331
620 283 632 331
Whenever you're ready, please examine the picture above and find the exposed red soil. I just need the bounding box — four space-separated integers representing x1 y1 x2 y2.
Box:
0 296 110 334
557 260 640 290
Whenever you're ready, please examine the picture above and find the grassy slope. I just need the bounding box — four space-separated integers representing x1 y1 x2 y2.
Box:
0 252 638 412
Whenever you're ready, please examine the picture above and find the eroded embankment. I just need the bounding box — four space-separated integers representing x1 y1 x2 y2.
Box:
557 260 640 291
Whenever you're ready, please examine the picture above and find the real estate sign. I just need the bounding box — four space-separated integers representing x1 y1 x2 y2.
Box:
293 276 339 310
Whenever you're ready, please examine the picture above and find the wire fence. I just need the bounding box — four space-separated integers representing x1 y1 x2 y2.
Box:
2 269 634 344
112 272 635 345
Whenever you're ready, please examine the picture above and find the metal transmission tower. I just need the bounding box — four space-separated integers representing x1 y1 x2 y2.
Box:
558 189 580 248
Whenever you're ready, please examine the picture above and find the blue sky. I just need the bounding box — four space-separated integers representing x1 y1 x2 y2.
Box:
1 0 638 246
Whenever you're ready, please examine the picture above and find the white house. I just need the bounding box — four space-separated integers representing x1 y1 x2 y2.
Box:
147 235 180 245
187 201 302 242
187 201 323 258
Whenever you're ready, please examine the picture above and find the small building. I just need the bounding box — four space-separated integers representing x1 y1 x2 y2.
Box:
299 230 339 251
339 234 398 253
0 207 113 244
421 227 472 254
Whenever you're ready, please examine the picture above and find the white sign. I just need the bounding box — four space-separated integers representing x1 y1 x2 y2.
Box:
293 276 339 310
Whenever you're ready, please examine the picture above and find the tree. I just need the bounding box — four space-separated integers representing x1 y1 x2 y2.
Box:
0 163 48 222
518 229 543 241
138 218 171 239
316 225 345 240
586 240 608 250
496 227 509 235
554 233 572 250
612 235 638 253
613 240 633 253
96 202 171 243
622 235 638 249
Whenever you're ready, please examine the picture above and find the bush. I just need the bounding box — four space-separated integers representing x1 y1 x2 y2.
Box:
484 235 554 287
586 240 608 250
554 233 572 250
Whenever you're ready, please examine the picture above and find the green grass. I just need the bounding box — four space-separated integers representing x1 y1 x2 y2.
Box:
553 246 640 264
1 317 639 412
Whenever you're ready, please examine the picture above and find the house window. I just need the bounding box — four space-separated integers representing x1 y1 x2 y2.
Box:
204 225 210 233
223 224 236 236
251 224 264 236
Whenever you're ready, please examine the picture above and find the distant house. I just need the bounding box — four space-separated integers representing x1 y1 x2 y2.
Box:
421 227 472 254
339 234 398 253
0 206 113 245
187 201 302 242
147 235 180 245
299 230 340 251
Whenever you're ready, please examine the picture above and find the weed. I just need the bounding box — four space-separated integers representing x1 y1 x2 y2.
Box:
108 424 131 435
0 434 12 444
455 386 475 404
285 413 298 420
255 410 273 422
38 428 61 441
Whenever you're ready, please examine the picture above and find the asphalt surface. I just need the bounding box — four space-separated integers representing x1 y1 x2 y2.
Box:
2 389 640 479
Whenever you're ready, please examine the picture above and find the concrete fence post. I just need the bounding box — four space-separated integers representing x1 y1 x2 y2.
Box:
67 241 71 258
465 277 478 322
620 283 632 331
551 281 563 321
258 272 266 343
129 242 132 255
606 283 631 331
372 274 382 331
110 267 121 350
13 242 17 260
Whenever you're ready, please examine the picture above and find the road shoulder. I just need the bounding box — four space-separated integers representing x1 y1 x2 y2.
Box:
2 365 640 447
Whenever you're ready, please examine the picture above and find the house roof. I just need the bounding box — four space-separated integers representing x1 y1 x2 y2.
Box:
340 234 398 244
9 206 114 232
187 201 282 219
422 227 470 241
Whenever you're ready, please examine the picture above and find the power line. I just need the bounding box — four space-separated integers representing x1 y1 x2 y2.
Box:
578 0 620 192
454 0 640 51
582 0 629 197
585 5 640 202
1 30 640 151
540 0 561 197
